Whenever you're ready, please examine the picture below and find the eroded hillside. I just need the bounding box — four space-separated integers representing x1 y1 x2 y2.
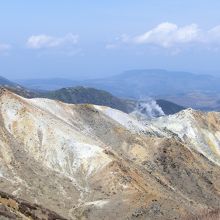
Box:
0 88 220 219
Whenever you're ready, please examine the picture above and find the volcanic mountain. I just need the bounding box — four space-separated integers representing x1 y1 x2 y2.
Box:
0 88 220 219
0 76 185 116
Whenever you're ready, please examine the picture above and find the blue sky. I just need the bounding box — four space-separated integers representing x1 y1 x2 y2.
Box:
1 0 220 79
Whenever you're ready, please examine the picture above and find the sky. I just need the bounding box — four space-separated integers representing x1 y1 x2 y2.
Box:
1 0 220 80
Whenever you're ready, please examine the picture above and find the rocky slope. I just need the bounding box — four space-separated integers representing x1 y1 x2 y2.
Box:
0 88 220 219
0 191 66 219
150 109 220 166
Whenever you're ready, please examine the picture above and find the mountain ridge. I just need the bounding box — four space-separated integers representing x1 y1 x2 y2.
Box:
0 76 185 116
15 69 220 110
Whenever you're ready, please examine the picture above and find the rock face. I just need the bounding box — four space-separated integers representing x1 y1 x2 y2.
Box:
0 191 66 219
0 88 220 219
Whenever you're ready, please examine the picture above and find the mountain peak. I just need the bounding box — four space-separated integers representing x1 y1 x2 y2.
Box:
175 107 200 117
152 108 220 165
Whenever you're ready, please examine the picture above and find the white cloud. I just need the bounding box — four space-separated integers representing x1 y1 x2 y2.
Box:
132 22 201 48
27 33 79 49
116 22 220 50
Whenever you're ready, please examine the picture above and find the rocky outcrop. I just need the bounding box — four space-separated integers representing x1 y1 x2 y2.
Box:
0 191 66 220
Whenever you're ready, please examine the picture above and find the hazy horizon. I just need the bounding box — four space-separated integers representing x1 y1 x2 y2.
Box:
1 1 220 80
9 68 220 81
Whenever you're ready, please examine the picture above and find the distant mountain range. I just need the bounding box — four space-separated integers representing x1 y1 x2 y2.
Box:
0 76 19 87
16 78 77 91
0 75 185 116
16 69 220 110
16 69 220 97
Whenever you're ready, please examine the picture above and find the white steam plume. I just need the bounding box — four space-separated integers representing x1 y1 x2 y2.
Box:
130 98 165 120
